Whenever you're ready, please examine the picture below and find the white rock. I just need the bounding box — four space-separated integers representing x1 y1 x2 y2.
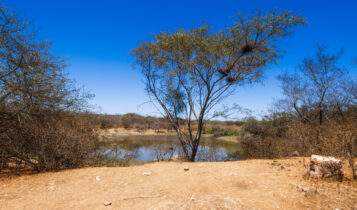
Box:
309 155 343 179
103 201 112 206
96 176 101 181
143 172 151 176
297 185 317 196
190 195 195 201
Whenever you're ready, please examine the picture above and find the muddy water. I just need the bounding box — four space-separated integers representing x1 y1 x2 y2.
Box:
97 135 243 162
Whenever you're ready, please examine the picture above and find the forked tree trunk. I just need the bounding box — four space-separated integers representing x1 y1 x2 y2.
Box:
189 142 199 162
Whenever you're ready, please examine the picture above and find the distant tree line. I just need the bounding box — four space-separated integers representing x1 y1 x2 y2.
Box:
96 113 243 135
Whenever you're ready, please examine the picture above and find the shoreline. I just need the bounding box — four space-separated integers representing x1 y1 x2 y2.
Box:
99 128 240 143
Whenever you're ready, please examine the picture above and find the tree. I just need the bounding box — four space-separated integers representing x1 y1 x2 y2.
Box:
0 5 96 171
277 46 356 125
132 10 305 161
277 46 357 179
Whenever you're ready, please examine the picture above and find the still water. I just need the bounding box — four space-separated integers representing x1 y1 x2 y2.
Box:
97 135 243 162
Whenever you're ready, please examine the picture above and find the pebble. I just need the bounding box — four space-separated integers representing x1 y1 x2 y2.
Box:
143 172 151 176
190 195 195 201
103 201 112 206
184 167 189 171
96 176 101 181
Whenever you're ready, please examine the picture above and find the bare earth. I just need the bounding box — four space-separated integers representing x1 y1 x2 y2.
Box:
1 158 356 209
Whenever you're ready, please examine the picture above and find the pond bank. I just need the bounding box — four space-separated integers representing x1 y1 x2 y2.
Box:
99 128 240 143
1 158 356 209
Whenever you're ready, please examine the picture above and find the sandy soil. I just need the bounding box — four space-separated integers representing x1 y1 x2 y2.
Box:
100 128 240 143
0 158 356 209
100 128 176 138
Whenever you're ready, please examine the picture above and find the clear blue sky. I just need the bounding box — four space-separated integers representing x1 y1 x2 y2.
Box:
4 0 356 118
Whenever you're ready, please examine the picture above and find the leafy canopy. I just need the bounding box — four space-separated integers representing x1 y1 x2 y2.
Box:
132 10 305 161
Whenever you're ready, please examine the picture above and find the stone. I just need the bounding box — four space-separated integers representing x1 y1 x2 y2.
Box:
96 176 101 181
143 172 151 176
291 150 300 157
103 202 112 206
184 167 189 171
309 155 343 180
297 185 317 196
190 195 195 201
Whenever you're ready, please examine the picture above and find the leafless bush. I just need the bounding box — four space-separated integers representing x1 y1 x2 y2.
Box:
0 5 98 172
0 110 97 172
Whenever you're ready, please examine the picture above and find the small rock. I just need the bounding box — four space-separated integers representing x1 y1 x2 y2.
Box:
297 185 317 196
48 186 55 191
143 172 151 176
96 176 101 181
184 167 189 171
280 165 285 169
103 202 112 206
291 150 300 157
190 195 195 201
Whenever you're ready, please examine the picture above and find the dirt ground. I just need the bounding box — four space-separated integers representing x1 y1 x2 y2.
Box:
0 158 356 209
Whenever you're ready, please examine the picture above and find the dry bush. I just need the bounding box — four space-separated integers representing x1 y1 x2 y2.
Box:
0 110 98 172
288 119 356 179
0 5 100 172
239 115 294 159
240 112 357 179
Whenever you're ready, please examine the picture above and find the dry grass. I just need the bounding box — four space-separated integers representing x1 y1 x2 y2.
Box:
0 157 356 209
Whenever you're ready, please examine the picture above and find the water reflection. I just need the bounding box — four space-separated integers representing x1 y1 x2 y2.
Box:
97 135 243 162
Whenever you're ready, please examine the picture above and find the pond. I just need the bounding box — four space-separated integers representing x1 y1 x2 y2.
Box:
96 135 243 162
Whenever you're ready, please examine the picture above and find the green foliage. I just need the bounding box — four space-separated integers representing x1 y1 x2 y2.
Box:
132 10 305 161
205 126 239 137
